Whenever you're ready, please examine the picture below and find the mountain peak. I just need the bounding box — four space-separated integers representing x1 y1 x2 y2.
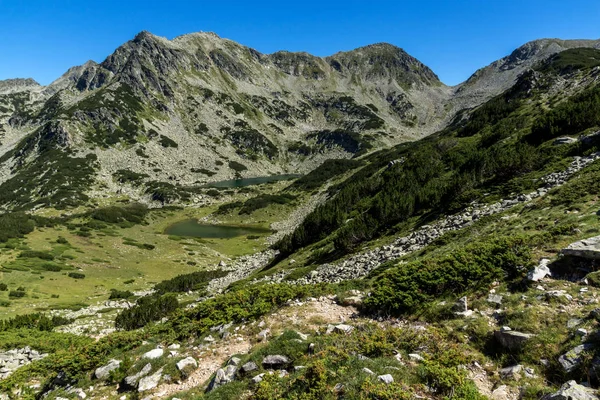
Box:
327 43 440 87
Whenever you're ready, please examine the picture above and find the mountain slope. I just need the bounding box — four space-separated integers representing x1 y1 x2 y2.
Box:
1 33 599 212
453 38 600 110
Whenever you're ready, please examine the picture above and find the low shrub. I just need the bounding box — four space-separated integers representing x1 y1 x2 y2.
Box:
364 236 532 315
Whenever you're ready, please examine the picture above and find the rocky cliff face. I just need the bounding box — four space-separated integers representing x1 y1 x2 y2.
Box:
0 32 598 210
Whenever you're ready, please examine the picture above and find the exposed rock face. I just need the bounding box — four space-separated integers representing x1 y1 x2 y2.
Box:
543 380 599 400
562 236 600 259
207 364 237 392
0 78 41 95
142 348 164 359
123 363 152 389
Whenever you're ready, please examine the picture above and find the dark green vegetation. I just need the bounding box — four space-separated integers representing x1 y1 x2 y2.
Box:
239 194 296 214
115 293 178 330
275 54 600 258
224 126 278 159
159 134 178 148
307 129 373 155
0 123 98 210
154 270 228 295
215 193 296 215
289 159 364 191
536 47 600 75
88 203 149 225
113 169 149 186
365 236 531 315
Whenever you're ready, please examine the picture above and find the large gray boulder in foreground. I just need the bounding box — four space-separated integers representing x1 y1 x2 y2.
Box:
562 236 600 259
543 380 599 400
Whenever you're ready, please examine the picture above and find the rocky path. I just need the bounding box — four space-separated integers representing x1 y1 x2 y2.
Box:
152 296 357 398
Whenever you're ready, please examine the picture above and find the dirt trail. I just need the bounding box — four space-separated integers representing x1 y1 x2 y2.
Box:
154 297 357 398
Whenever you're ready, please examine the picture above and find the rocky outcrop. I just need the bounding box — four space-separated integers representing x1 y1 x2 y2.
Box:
138 367 163 392
562 236 600 260
0 347 48 379
176 357 198 372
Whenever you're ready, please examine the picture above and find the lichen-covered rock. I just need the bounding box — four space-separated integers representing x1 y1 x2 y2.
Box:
543 380 599 400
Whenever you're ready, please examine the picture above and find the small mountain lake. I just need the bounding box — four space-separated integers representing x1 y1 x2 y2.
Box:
164 219 271 239
203 174 301 188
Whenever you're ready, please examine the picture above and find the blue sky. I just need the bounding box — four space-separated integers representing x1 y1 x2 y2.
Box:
0 0 598 86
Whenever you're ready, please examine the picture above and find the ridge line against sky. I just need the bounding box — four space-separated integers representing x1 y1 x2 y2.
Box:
0 0 599 86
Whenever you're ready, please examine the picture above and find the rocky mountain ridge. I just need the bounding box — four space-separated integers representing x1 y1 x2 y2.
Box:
0 33 599 211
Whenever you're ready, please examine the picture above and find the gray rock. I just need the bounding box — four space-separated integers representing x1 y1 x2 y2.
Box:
378 374 394 384
94 359 121 380
543 380 599 400
487 294 503 305
495 329 535 350
176 357 198 372
124 363 152 388
500 364 522 379
208 365 238 391
228 357 241 366
559 344 594 373
333 324 354 334
454 296 468 312
138 367 163 392
252 373 266 384
262 355 290 369
241 361 258 373
528 259 552 281
363 367 374 375
257 329 270 341
142 348 163 360
562 236 600 259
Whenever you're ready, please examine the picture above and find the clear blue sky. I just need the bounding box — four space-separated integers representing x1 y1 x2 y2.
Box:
0 0 598 86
